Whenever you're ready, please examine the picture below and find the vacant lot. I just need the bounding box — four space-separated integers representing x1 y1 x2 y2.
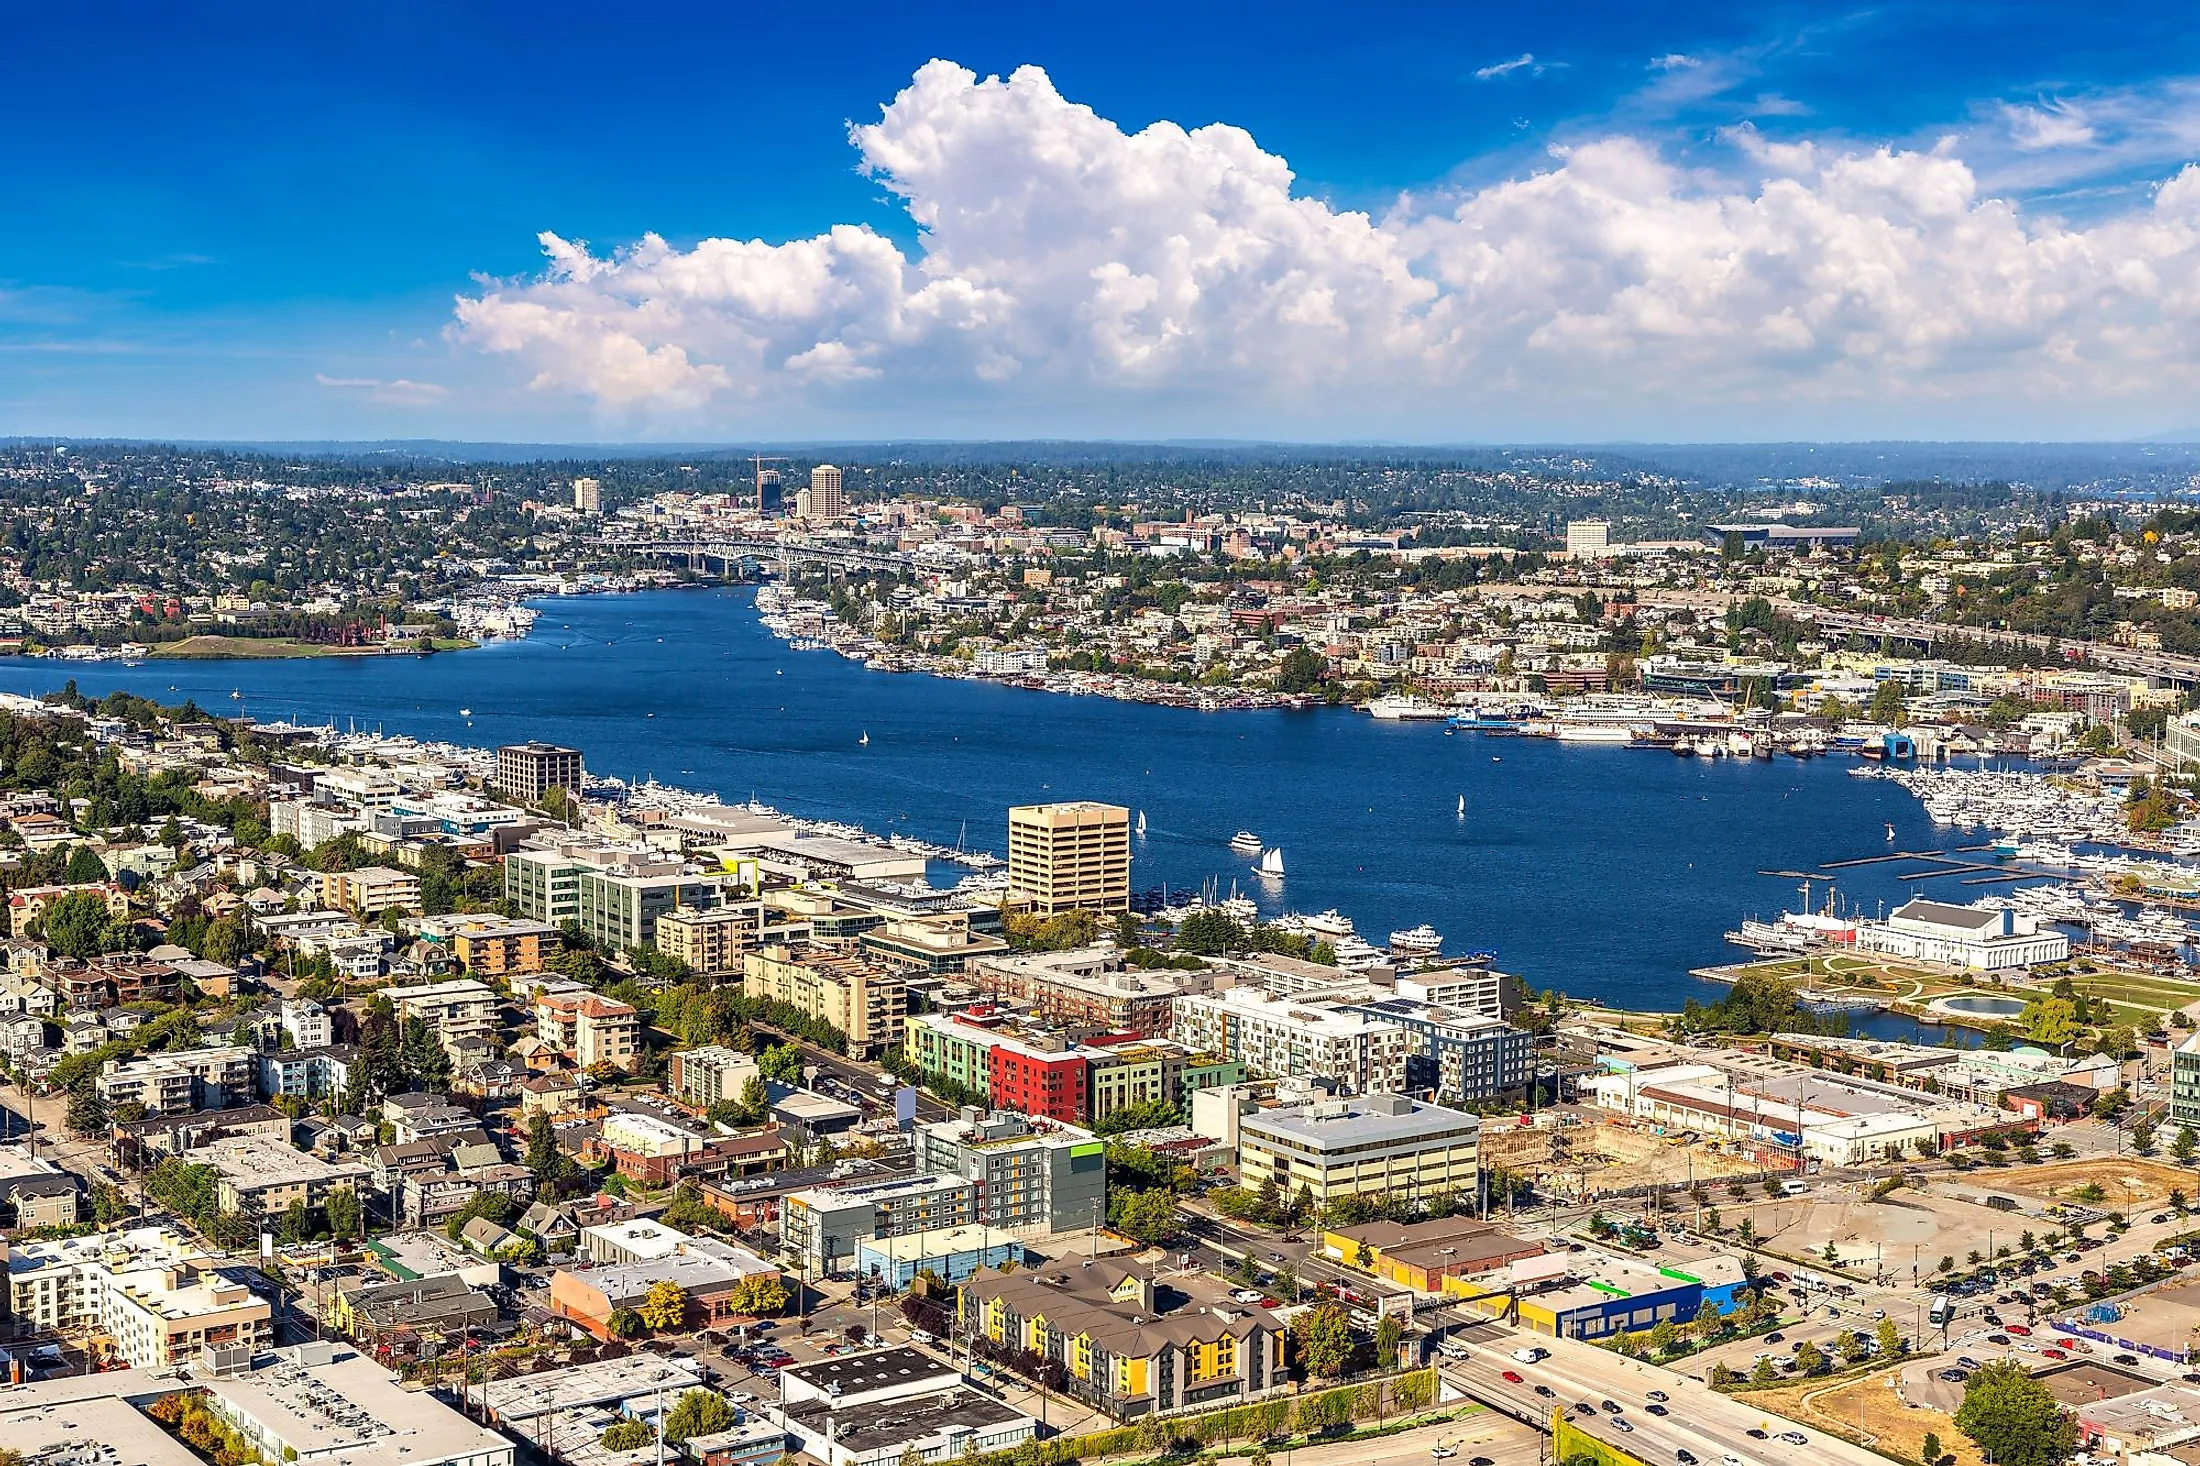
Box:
1754 1186 2025 1279
1744 1367 1985 1466
2093 1279 2200 1353
1988 1159 2193 1211
149 635 337 658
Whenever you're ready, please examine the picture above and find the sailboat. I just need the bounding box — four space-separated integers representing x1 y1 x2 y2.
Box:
1456 794 1466 818
1136 811 1148 837
859 731 870 746
459 707 472 717
1257 847 1285 879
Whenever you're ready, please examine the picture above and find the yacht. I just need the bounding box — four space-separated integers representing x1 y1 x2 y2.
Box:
1229 831 1263 856
1552 721 1638 745
1389 923 1444 958
1365 694 1449 721
1304 909 1356 939
1257 848 1285 879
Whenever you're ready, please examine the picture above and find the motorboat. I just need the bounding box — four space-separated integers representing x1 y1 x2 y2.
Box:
1229 831 1263 856
1389 923 1444 958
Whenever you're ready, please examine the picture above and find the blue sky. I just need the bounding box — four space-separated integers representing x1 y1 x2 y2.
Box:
6 1 2200 443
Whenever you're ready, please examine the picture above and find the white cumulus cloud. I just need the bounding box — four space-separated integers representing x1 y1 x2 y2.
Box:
448 59 2200 434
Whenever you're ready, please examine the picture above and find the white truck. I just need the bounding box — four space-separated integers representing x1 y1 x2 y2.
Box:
1511 1346 1547 1364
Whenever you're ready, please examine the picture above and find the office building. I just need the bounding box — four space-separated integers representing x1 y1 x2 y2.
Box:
1006 801 1130 916
2175 1034 2200 1129
7 1226 272 1367
917 1109 1106 1235
572 476 602 513
1565 520 1611 559
494 741 585 804
1237 1094 1481 1211
805 463 844 520
1169 985 1409 1095
744 943 907 1059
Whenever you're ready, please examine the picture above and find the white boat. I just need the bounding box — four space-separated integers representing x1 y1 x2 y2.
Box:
458 707 472 717
1229 831 1263 856
1553 722 1637 744
1389 923 1444 957
859 731 869 746
1365 694 1449 721
1136 811 1148 837
1456 795 1466 817
1304 908 1355 939
1257 847 1285 879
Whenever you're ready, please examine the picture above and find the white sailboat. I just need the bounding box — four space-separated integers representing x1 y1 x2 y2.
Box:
859 731 870 746
1257 847 1285 879
1136 811 1148 837
1456 794 1466 817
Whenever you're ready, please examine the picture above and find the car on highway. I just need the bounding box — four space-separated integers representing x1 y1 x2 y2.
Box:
1469 1457 1493 1465
1429 1448 1456 1459
1645 1404 1670 1417
1746 1429 1768 1440
1574 1403 1597 1417
1763 1334 1783 1345
1723 1454 1747 1466
1779 1432 1807 1445
1502 1371 1524 1384
2043 1349 2068 1361
1647 1390 1668 1402
2007 1324 2031 1336
1613 1420 1635 1434
1601 1400 1623 1414
1987 1334 2011 1345
1533 1385 1555 1398
1675 1451 1696 1466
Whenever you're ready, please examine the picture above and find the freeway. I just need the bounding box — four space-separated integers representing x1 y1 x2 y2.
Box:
1437 1324 1891 1466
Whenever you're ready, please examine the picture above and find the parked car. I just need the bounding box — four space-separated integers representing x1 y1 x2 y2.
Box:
2115 1353 2141 1365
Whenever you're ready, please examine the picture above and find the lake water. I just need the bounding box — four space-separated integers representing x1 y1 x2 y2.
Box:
0 587 1994 1016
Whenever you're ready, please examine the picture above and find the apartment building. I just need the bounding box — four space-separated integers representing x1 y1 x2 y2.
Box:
7 881 128 939
384 978 501 1056
269 799 366 851
280 998 334 1049
184 1133 372 1215
8 1226 272 1367
916 1109 1106 1234
743 943 907 1059
962 1259 1286 1419
668 1045 763 1110
494 741 584 804
535 990 642 1072
1005 802 1131 915
1084 1039 1245 1124
655 901 766 974
97 1045 256 1115
970 947 1211 1036
318 865 422 918
1344 997 1534 1103
415 913 562 976
1237 1095 1481 1211
1168 986 1408 1095
779 1171 980 1272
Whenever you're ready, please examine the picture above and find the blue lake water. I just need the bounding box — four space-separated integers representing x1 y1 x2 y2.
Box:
0 587 2006 1017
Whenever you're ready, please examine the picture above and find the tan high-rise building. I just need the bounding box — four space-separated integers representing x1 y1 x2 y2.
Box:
573 477 602 513
1006 801 1131 915
807 463 843 520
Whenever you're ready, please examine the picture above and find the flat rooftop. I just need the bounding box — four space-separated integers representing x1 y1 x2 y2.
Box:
480 1355 707 1423
1242 1096 1480 1152
784 1345 957 1397
0 1392 199 1466
783 1385 1028 1455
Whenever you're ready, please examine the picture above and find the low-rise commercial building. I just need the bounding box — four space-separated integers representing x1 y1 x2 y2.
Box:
549 1236 779 1339
1321 1216 1546 1293
1857 899 2069 970
854 1224 1024 1288
772 1346 1038 1466
1238 1094 1481 1211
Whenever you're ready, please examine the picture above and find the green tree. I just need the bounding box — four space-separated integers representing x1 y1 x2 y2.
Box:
1922 1434 1944 1466
1375 1314 1405 1364
606 1307 645 1339
1877 1316 1905 1359
1750 1356 1779 1386
41 891 113 961
1108 1187 1182 1246
1955 1362 2079 1466
758 1043 805 1085
2176 1126 2198 1165
662 1390 733 1444
600 1420 655 1451
1794 1341 1827 1376
1295 1303 1353 1379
